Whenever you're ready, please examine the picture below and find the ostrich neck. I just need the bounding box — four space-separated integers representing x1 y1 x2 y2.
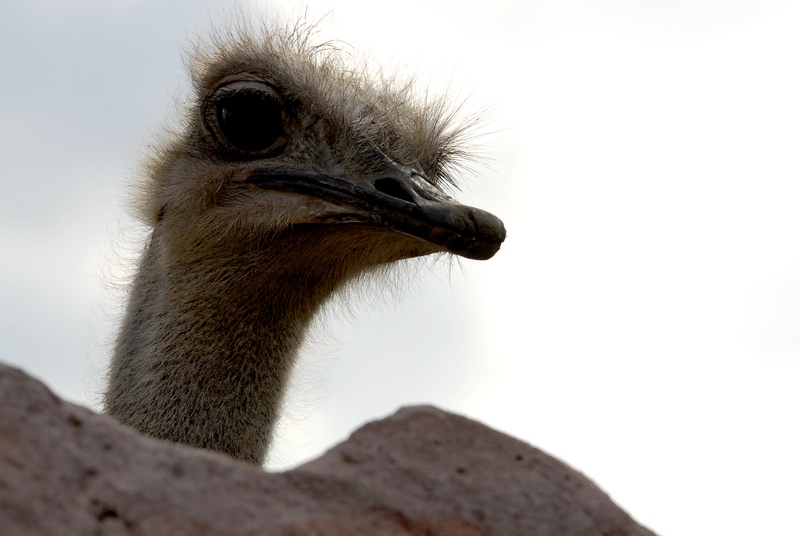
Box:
105 226 349 464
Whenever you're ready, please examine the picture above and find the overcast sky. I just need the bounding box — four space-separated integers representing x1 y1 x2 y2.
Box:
3 1 800 534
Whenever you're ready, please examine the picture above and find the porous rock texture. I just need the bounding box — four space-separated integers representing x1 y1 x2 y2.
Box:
0 362 656 535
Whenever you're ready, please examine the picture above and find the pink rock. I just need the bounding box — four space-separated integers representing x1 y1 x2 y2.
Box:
0 362 655 535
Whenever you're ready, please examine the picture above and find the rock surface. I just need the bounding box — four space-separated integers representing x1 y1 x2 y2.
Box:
0 362 655 535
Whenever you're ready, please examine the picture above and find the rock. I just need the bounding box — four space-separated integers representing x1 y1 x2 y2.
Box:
0 362 656 535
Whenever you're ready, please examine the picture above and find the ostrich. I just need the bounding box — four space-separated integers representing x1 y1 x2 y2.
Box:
103 19 505 465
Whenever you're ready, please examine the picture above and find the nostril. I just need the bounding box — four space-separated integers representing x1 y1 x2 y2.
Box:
374 178 415 203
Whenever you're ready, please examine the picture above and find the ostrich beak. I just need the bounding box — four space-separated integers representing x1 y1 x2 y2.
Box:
248 165 506 261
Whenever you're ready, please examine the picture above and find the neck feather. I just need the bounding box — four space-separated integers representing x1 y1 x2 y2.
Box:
105 222 435 464
106 227 347 463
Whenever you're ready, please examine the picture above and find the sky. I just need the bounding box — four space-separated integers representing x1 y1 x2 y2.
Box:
2 1 800 534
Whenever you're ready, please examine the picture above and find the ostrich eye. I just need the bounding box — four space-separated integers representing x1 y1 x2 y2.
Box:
206 80 286 156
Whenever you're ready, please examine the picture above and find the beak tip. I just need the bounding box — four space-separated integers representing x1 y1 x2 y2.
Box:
450 211 506 260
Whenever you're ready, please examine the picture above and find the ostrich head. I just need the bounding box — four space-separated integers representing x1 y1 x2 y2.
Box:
105 20 505 464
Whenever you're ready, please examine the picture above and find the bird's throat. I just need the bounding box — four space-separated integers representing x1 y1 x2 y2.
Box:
105 230 344 464
104 222 436 463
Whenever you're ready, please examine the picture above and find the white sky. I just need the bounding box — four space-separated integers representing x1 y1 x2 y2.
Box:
2 1 800 534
